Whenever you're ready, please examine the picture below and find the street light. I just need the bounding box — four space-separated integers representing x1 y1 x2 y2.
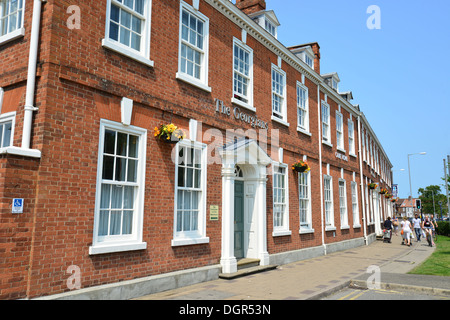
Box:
408 152 426 205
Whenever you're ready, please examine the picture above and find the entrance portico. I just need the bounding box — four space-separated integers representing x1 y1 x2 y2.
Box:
219 139 272 274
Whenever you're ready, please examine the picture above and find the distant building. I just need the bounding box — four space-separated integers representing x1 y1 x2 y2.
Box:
397 198 420 218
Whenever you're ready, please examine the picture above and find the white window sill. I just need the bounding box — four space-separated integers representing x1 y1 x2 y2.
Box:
297 127 312 136
171 236 210 247
322 140 333 148
271 115 289 127
349 153 357 158
0 28 25 46
325 226 336 231
0 146 41 158
272 230 292 237
341 225 350 230
337 147 346 153
176 72 212 93
299 228 315 234
89 241 147 255
353 224 362 229
102 39 154 68
231 97 256 113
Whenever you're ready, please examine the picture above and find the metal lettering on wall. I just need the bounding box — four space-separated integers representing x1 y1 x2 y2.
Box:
335 152 348 162
215 99 269 130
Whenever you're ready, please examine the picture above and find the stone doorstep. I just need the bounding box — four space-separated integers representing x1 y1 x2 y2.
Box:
219 259 278 280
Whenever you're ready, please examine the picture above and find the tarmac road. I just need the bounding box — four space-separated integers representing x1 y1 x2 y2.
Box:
323 286 450 300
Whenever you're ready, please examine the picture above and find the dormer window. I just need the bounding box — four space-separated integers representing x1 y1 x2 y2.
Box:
248 10 280 40
321 72 340 92
289 46 315 70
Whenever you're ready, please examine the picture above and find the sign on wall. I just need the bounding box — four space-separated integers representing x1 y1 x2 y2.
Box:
210 205 219 221
12 198 24 214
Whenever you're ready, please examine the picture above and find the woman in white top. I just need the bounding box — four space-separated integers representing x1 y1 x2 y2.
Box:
401 216 412 246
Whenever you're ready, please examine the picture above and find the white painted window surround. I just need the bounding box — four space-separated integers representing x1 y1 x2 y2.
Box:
0 0 25 45
102 0 154 67
90 119 147 255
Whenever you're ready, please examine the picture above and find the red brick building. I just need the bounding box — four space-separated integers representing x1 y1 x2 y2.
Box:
0 0 393 299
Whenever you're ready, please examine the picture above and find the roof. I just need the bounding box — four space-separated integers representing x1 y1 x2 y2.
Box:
400 198 418 208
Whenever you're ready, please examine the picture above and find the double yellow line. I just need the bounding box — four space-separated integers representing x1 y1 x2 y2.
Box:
338 288 406 300
338 290 366 300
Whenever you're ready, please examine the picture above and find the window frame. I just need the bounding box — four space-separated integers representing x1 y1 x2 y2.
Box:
0 111 15 148
324 174 335 230
321 101 331 145
271 63 288 125
351 181 361 228
231 37 254 111
176 1 211 92
296 81 309 133
338 179 349 229
299 171 313 233
304 52 314 69
172 139 209 246
272 163 290 236
348 118 356 156
102 0 154 67
90 119 147 255
336 110 344 151
0 0 26 45
264 18 277 38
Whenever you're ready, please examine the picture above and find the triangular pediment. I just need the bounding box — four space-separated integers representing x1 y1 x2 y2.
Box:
219 139 272 166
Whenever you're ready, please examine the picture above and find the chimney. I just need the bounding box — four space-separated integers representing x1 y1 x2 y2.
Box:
236 0 266 15
310 42 321 74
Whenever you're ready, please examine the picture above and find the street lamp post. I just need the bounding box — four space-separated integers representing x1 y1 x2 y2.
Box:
431 190 436 216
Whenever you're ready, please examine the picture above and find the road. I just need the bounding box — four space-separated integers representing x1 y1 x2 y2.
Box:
322 286 450 300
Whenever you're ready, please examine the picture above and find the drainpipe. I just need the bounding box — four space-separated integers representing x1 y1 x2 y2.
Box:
21 0 44 150
317 84 326 254
357 115 368 244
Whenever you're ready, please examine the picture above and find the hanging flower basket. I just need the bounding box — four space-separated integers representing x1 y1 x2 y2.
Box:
385 193 392 199
391 198 398 203
154 123 185 144
292 160 310 173
380 188 388 195
368 183 378 190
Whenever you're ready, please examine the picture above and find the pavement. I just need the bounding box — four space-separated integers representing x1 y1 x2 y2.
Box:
135 233 450 300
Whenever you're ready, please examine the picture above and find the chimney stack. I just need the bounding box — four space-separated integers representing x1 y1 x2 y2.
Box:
311 43 321 74
236 0 266 15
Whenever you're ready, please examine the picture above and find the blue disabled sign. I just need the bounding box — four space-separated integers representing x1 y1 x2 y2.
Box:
12 198 24 214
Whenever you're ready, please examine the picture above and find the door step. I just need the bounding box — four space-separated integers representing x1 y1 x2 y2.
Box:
219 259 278 280
237 258 260 270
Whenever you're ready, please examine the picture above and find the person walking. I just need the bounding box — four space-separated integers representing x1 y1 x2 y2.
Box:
392 216 399 236
401 216 413 247
422 215 435 246
383 217 393 243
412 214 422 242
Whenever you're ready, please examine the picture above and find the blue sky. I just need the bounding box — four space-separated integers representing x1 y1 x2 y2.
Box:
265 0 450 198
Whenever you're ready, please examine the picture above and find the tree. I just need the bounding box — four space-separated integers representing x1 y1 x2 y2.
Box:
418 185 448 219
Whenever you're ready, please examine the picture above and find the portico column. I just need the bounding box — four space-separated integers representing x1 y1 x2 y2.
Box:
220 161 237 274
374 190 382 235
256 165 269 266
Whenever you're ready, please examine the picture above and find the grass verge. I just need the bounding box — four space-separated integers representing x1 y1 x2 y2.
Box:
408 235 450 277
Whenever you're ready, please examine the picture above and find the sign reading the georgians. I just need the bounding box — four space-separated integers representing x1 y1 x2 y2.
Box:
215 99 269 130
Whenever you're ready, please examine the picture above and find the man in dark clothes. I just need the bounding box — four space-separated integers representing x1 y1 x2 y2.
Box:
383 217 393 243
